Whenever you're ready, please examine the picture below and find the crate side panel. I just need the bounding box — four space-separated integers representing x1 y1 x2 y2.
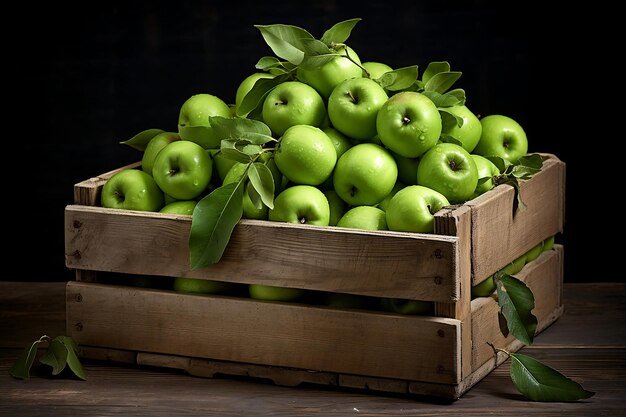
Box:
65 205 458 302
470 245 564 373
468 155 565 282
66 281 460 384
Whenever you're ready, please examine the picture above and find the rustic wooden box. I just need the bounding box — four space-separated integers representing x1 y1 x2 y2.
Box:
64 154 565 399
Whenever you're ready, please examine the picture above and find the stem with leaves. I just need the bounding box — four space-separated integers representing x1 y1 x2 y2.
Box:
492 272 594 401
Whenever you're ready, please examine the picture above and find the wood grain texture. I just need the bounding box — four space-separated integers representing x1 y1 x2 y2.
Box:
66 282 461 384
467 154 565 282
1 282 623 415
470 245 564 373
0 282 626 417
64 205 459 302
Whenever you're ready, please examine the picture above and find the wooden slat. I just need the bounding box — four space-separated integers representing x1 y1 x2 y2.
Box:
466 154 565 282
64 205 459 302
470 245 564 373
66 282 461 384
136 352 338 387
434 205 472 381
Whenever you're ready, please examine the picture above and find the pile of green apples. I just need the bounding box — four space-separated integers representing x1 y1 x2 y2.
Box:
100 19 532 311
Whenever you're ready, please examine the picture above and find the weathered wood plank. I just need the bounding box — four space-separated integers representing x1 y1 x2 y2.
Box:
65 205 459 302
470 245 564 373
467 154 565 282
434 205 473 382
66 282 461 384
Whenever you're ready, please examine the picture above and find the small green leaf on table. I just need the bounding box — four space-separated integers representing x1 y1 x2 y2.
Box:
39 337 68 375
8 336 48 380
509 352 595 401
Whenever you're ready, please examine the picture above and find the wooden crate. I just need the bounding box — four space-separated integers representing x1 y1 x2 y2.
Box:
64 154 565 399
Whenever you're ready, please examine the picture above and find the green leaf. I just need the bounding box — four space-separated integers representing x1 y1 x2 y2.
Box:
119 128 164 151
254 24 314 65
486 156 508 174
443 88 466 106
299 53 340 70
189 180 244 269
439 107 464 129
423 89 466 108
422 61 451 84
320 18 362 45
424 71 462 94
219 143 254 164
518 153 544 170
509 353 595 401
8 337 47 380
246 182 263 210
494 273 538 345
58 336 87 380
247 162 275 209
301 38 333 56
178 125 220 149
39 338 68 375
377 66 418 91
237 73 291 118
255 56 282 71
210 116 272 140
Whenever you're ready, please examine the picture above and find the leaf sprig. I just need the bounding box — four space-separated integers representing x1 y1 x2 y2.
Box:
188 117 277 269
493 273 594 401
9 335 87 381
487 153 545 214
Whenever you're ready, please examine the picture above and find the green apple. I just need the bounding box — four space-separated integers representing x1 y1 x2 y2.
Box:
274 125 337 185
174 277 238 295
380 298 433 315
333 143 398 206
269 185 330 226
327 77 388 140
322 127 353 159
261 81 326 136
525 242 544 263
318 127 353 190
440 105 482 153
470 154 500 198
159 200 197 215
362 61 393 79
296 45 363 99
471 276 496 298
376 91 442 158
152 140 213 200
336 206 388 231
500 254 527 276
249 284 305 302
177 93 232 148
235 72 274 112
385 185 450 233
324 292 376 309
542 235 555 252
211 150 238 183
324 189 347 226
392 151 419 185
377 181 405 212
417 143 478 203
101 169 164 212
141 132 180 175
473 114 528 164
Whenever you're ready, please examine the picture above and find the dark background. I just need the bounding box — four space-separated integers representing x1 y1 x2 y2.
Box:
5 1 610 283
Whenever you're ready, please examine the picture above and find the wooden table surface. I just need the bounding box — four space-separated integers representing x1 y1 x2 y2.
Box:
1 281 625 416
